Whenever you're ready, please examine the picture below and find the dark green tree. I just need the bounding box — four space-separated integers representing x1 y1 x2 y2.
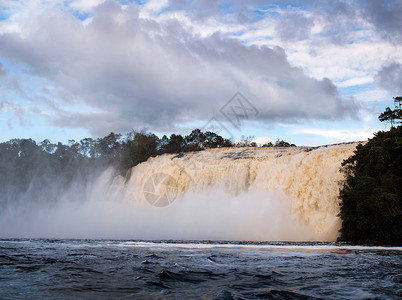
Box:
79 137 96 158
95 132 122 162
203 131 232 148
185 129 205 144
184 129 206 151
378 107 397 128
394 96 402 109
121 131 159 171
339 97 402 245
162 134 185 153
378 96 402 128
262 142 274 147
274 140 296 147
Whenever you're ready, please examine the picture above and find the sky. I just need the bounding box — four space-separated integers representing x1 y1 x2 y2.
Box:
0 0 401 146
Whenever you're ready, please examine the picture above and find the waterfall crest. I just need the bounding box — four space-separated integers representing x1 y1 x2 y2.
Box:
122 142 360 241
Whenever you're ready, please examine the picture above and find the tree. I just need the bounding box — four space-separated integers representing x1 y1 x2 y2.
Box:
79 138 96 158
394 96 402 109
121 131 159 172
274 140 296 147
379 96 402 128
185 129 206 145
262 142 274 147
338 127 402 244
39 139 56 153
339 98 402 245
95 132 122 161
378 107 397 128
235 136 254 147
164 134 185 153
184 129 206 151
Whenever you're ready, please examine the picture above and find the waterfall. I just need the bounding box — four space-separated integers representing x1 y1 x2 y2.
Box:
0 143 360 241
120 142 359 241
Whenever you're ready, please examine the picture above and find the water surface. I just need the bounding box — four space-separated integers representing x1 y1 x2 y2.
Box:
0 240 401 299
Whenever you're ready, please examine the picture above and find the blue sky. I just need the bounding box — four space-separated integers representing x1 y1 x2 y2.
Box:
0 0 401 146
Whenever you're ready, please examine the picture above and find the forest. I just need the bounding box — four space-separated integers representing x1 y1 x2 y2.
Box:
0 128 294 208
338 97 402 245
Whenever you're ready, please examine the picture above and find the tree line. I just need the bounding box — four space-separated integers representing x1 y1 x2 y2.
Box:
1 129 295 174
338 96 402 245
378 96 402 128
0 128 295 207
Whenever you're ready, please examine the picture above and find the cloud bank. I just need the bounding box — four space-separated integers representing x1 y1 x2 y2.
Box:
377 62 402 95
0 0 362 136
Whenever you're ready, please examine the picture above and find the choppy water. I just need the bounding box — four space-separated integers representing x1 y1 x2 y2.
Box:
0 240 401 299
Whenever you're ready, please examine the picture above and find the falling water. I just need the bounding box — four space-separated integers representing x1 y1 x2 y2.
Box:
0 142 360 241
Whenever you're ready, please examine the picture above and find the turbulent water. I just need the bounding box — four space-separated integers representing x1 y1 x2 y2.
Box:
0 239 401 299
122 142 360 241
1 143 359 241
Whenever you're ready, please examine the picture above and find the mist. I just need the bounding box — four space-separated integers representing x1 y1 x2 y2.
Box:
0 167 316 241
0 143 358 241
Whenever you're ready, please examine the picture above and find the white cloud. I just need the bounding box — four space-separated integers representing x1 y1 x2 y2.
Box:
68 0 106 13
231 3 402 101
376 61 402 95
0 0 401 142
338 77 373 88
354 88 392 103
251 137 272 146
293 128 375 142
0 0 358 137
141 0 169 15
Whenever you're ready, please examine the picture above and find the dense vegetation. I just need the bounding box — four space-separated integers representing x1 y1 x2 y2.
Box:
339 97 402 245
0 129 295 207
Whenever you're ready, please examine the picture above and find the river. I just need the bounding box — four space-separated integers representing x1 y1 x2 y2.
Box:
1 239 401 299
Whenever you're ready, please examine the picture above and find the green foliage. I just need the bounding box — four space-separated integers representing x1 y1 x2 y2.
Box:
121 131 159 171
274 140 296 147
95 132 122 162
185 129 205 145
119 129 234 173
0 138 96 207
0 127 295 209
236 137 295 148
339 126 402 245
378 96 402 128
262 142 274 147
203 131 231 148
161 133 186 153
